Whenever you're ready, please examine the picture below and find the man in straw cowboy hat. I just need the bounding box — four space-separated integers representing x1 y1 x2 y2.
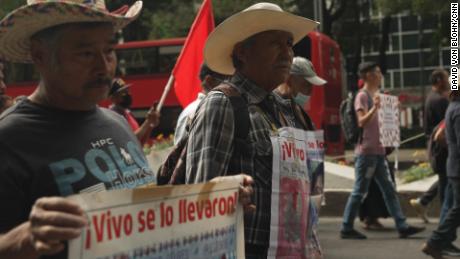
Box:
0 2 255 257
184 2 322 257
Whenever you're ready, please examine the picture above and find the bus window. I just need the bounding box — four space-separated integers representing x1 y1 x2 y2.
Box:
158 45 182 73
116 45 182 76
117 47 158 76
4 63 39 84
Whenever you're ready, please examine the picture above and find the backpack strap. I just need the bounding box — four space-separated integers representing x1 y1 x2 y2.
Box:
353 89 374 144
158 83 251 185
157 134 188 185
293 103 315 130
357 89 374 144
214 83 251 154
361 89 374 110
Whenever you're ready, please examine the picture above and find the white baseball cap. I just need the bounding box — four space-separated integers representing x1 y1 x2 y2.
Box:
290 57 327 85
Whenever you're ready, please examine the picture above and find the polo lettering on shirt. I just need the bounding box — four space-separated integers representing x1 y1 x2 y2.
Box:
49 140 154 196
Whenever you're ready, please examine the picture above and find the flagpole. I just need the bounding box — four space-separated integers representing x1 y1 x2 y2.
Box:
156 75 174 112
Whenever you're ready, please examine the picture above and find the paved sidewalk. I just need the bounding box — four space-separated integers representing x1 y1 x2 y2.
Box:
327 148 428 164
322 160 441 217
324 161 438 192
318 217 457 259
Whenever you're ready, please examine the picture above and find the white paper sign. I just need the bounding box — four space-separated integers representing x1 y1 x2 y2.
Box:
268 127 324 259
378 94 400 147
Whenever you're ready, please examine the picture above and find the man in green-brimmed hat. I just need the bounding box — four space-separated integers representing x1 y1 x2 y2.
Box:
0 2 255 257
0 1 148 258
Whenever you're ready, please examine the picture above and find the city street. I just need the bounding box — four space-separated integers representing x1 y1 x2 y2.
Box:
319 217 459 259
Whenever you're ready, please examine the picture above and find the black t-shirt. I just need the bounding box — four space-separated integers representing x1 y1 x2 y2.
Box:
424 90 449 136
0 100 155 257
446 101 460 178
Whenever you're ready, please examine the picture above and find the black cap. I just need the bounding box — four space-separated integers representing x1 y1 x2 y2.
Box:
199 63 227 82
358 61 378 76
109 78 131 96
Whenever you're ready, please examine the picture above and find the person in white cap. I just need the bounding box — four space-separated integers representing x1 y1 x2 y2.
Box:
184 2 320 257
274 57 326 216
274 56 326 130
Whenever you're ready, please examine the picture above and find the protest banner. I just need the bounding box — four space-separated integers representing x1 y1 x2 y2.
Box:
268 128 324 259
68 180 244 259
378 94 400 147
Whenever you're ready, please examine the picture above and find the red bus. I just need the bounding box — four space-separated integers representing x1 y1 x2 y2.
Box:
4 38 186 136
293 32 345 156
4 32 344 155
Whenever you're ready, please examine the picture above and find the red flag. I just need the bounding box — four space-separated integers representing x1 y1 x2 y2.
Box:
172 0 214 107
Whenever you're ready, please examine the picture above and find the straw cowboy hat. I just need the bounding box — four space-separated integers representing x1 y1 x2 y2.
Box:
0 0 143 63
204 2 319 75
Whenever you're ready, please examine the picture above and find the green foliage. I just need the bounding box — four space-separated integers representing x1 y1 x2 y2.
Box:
213 0 290 24
0 0 23 17
148 0 196 39
375 0 411 15
0 0 453 82
401 162 434 183
143 134 174 155
108 0 293 40
376 0 449 16
411 0 450 16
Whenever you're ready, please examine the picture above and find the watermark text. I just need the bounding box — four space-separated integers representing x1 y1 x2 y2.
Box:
452 3 459 90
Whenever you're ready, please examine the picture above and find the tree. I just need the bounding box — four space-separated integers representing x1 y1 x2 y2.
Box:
373 0 409 74
0 1 23 17
348 0 368 90
375 0 451 68
321 0 348 37
213 0 291 25
375 0 450 105
112 0 291 40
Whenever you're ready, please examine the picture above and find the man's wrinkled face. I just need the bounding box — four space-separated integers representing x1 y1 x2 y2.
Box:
34 24 117 107
289 74 312 97
236 30 294 91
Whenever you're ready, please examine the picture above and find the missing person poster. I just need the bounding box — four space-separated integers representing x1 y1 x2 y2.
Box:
67 180 244 259
269 127 324 259
378 94 400 147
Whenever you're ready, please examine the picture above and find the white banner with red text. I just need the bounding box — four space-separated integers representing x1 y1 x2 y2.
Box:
67 180 244 259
